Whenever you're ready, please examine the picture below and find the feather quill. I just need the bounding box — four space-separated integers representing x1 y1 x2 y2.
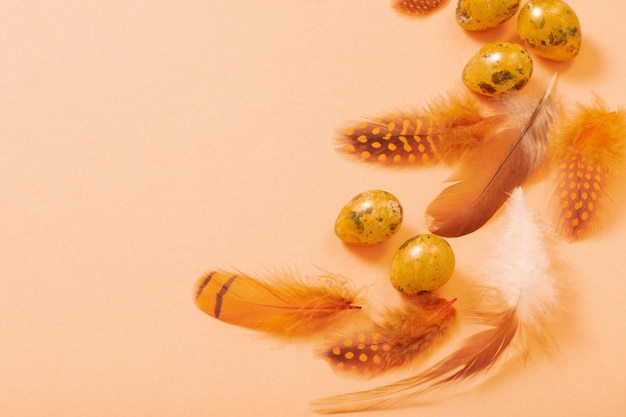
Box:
312 187 559 414
336 91 505 165
426 75 558 237
194 271 361 339
319 293 457 378
549 97 626 241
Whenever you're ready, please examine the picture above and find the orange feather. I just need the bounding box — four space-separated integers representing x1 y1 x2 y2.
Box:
549 97 626 241
194 271 362 339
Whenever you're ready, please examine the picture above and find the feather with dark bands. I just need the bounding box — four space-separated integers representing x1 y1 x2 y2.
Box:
194 271 362 339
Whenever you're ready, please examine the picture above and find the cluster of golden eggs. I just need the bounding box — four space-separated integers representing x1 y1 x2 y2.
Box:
458 0 581 96
335 190 455 296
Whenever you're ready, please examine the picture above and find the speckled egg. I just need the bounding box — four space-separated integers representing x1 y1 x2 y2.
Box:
462 41 533 97
389 234 455 295
456 0 520 31
517 0 581 61
334 190 403 245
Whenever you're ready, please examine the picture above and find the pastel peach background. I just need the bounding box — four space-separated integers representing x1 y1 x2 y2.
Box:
2 1 626 416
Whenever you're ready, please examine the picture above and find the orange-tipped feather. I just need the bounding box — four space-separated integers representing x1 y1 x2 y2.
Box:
194 271 361 339
549 98 626 241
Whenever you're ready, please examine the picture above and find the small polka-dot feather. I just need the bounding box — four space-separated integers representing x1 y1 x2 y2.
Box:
393 0 447 15
550 99 626 241
336 92 504 166
320 293 456 377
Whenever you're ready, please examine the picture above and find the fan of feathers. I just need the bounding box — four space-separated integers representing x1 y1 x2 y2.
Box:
194 74 626 414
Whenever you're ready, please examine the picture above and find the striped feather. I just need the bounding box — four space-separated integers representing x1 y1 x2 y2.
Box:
194 271 362 338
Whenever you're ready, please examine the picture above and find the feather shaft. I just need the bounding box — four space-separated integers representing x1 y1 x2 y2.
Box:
336 92 504 165
194 271 361 338
426 75 557 237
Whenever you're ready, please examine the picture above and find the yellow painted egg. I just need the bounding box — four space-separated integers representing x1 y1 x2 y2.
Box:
517 0 581 61
462 41 533 97
456 0 520 31
334 190 403 245
389 234 455 295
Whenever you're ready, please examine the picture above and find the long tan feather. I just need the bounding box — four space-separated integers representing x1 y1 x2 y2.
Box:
319 294 457 378
194 271 361 339
426 75 558 237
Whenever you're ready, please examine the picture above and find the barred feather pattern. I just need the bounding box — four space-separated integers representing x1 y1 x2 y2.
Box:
312 188 559 414
550 98 626 241
320 294 456 378
194 271 361 339
336 92 504 165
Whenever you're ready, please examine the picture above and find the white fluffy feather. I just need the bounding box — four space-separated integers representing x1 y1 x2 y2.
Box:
482 187 558 332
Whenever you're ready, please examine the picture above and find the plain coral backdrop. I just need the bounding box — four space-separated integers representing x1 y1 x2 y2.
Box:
1 1 626 416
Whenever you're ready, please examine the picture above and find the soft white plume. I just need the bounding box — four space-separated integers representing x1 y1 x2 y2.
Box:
481 187 559 333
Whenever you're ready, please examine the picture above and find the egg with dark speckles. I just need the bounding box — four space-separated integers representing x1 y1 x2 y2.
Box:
456 0 520 31
462 41 533 97
517 0 581 62
390 234 455 295
334 190 403 245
